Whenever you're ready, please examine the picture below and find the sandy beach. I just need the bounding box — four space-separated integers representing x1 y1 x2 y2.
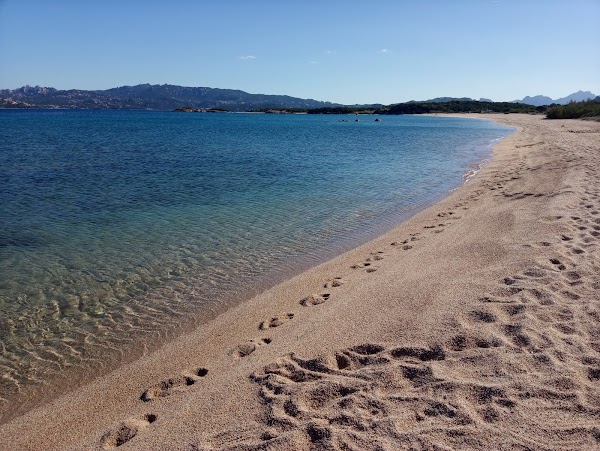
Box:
1 113 599 450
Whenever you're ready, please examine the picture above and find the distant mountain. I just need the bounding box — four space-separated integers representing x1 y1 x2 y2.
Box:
518 95 554 107
5 84 596 112
555 90 597 104
0 84 338 111
513 91 597 106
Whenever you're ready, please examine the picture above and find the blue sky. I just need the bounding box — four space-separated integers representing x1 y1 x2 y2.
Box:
1 0 598 104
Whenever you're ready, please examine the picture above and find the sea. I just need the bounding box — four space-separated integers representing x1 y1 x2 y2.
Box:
0 110 513 420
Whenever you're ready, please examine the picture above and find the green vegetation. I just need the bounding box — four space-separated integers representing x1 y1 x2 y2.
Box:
305 100 540 116
378 100 537 115
546 100 600 119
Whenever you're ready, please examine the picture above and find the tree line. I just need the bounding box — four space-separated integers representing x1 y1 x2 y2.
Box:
545 99 600 119
305 100 541 115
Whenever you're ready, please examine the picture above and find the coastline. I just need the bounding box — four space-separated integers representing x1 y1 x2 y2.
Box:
1 114 599 449
0 113 507 424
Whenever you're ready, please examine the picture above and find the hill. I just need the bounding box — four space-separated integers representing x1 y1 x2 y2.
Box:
0 84 337 111
3 84 594 114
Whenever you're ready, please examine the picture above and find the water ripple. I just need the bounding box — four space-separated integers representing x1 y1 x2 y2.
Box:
0 110 512 419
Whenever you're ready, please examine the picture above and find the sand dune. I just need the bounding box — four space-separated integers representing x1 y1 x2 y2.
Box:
0 114 599 450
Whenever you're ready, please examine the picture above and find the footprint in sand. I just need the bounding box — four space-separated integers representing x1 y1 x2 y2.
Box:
446 333 503 351
501 324 531 348
370 251 385 261
564 271 581 282
324 277 343 288
100 414 157 449
550 258 566 271
391 240 414 250
246 341 516 447
351 255 381 272
469 309 497 324
300 293 330 306
259 313 294 330
140 368 208 402
230 338 272 359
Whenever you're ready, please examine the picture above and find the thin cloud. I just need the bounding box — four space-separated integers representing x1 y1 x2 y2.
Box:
378 48 390 54
239 55 256 60
310 61 318 65
324 50 334 54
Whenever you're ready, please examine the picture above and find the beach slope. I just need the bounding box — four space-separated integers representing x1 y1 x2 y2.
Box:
1 114 599 450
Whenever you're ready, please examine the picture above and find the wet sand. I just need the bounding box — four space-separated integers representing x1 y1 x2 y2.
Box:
1 114 599 450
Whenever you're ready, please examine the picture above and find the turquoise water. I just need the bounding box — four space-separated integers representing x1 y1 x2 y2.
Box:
0 110 512 415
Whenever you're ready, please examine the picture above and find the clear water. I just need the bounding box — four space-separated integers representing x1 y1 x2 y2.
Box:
0 110 512 418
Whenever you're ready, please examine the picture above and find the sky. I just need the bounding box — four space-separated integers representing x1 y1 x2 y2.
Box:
0 0 599 104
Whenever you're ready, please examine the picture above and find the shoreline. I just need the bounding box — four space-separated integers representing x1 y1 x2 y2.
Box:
0 114 507 424
1 114 599 449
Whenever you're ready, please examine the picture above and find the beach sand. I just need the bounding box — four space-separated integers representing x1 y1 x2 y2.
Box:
1 114 599 450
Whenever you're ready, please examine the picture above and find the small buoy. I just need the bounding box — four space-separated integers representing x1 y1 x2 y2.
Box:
375 118 381 122
355 119 360 122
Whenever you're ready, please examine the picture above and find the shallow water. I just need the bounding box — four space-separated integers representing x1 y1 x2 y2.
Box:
0 110 512 417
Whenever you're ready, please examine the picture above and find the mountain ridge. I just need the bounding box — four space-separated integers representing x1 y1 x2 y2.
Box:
0 84 338 111
513 90 597 106
1 84 597 111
